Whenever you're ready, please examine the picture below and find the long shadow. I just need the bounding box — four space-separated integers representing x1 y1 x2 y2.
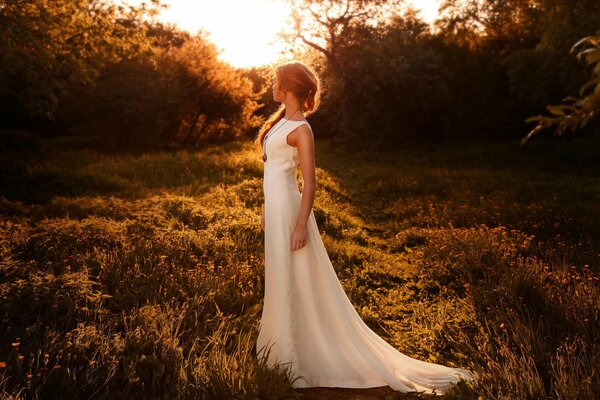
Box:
313 136 600 229
0 158 124 205
0 139 255 206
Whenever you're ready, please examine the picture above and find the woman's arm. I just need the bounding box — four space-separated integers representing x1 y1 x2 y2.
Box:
287 124 316 250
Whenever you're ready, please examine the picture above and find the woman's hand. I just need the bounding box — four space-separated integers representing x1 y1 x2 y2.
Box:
291 224 307 251
260 212 265 230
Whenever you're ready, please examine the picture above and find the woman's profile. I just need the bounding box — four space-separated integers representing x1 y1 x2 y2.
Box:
254 61 476 395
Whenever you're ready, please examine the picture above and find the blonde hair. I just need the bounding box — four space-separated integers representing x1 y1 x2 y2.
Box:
254 61 321 153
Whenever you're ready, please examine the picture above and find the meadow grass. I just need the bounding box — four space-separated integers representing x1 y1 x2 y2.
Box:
0 133 598 399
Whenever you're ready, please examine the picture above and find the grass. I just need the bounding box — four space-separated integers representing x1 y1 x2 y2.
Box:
0 132 598 399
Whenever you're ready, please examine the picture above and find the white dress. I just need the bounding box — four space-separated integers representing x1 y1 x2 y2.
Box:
256 117 476 395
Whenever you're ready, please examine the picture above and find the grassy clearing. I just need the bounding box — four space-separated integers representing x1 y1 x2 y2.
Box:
0 134 598 399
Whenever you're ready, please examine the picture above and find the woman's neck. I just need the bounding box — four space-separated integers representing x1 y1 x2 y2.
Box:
283 100 303 120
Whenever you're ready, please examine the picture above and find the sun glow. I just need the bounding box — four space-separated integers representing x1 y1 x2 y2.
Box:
124 0 442 68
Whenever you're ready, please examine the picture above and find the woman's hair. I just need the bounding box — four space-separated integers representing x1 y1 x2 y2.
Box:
254 61 321 153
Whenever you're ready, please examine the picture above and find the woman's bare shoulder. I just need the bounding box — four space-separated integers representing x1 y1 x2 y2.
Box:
286 123 313 147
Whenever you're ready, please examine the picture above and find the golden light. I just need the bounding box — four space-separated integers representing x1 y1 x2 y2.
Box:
123 0 442 69
410 0 443 25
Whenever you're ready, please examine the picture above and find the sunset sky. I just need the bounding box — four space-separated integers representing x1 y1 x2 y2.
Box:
123 0 443 68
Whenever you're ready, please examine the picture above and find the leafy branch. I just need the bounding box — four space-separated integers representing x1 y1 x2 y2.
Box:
521 29 600 147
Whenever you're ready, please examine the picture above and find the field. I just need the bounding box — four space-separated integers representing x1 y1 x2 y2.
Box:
0 134 599 399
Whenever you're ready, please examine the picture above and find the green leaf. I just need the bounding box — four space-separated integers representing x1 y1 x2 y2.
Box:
524 115 544 123
562 95 580 103
546 105 572 116
580 77 600 96
581 48 600 65
571 35 593 53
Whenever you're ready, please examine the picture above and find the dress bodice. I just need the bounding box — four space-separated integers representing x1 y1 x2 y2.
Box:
263 118 310 173
263 118 311 196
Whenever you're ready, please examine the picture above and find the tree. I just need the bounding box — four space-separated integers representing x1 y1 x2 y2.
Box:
59 23 262 148
0 0 164 126
278 0 403 143
436 0 545 55
280 0 399 76
436 0 600 143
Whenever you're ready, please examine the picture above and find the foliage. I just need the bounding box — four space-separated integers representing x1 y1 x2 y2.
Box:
59 24 263 149
521 30 600 146
280 0 600 147
0 1 265 147
434 0 600 145
436 0 545 53
281 0 400 75
301 10 516 148
0 0 163 123
330 13 453 147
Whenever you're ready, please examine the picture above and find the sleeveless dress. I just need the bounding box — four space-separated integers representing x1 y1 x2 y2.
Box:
256 117 476 395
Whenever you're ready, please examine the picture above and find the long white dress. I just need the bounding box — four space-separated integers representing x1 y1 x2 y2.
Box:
256 117 476 396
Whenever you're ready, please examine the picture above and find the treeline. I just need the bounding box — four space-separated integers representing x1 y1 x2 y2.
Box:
297 0 600 149
1 0 599 150
0 0 261 149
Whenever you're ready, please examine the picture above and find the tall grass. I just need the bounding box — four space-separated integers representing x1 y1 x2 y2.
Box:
0 134 598 398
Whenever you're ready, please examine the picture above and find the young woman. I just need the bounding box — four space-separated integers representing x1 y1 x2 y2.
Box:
254 61 476 395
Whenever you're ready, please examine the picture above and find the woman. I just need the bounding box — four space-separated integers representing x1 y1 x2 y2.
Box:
254 61 476 395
